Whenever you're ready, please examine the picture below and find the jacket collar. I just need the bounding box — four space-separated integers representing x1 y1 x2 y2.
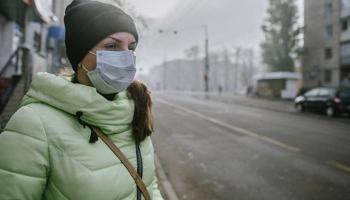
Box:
21 72 134 135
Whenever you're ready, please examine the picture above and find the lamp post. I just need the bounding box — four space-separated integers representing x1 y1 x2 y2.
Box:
202 25 210 98
234 47 240 93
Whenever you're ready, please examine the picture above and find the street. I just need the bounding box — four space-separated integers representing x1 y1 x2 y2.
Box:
152 92 350 200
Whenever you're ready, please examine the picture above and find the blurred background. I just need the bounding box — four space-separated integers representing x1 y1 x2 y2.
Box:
1 0 350 200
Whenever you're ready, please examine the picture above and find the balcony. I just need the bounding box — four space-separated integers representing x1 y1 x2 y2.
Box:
342 7 350 18
341 30 350 42
341 55 350 65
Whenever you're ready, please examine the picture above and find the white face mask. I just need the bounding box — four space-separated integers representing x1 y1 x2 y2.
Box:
80 50 136 94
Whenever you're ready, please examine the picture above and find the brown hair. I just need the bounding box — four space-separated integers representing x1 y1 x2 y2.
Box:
127 80 154 144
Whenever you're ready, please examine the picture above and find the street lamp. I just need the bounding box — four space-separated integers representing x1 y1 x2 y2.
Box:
159 29 178 35
202 25 210 98
232 46 241 94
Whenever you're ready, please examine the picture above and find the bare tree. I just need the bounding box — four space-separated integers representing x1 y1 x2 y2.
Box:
184 45 200 60
110 0 151 31
240 49 255 87
221 48 231 91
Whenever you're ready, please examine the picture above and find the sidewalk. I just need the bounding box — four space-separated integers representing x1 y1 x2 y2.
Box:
0 78 26 130
161 91 295 113
155 156 179 200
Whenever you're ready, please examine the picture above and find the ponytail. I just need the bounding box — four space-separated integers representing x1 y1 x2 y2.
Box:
127 80 154 144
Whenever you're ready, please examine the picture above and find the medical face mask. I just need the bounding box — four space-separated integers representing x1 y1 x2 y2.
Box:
81 50 136 94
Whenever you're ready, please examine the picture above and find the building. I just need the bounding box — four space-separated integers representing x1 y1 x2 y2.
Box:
0 0 69 76
148 59 205 91
0 0 69 125
147 54 252 93
303 0 350 89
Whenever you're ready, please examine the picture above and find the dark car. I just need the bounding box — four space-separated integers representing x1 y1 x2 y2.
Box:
294 87 350 117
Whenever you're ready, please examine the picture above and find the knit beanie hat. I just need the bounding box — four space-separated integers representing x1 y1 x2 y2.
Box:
64 0 139 71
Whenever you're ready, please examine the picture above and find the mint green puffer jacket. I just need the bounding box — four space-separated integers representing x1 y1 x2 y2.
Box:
0 73 163 200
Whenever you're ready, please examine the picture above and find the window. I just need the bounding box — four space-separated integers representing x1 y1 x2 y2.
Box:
325 25 333 39
319 88 336 96
305 89 319 97
341 42 350 65
342 19 348 31
341 42 350 57
319 89 327 96
325 48 332 59
324 2 333 17
33 32 41 53
339 90 350 99
324 70 332 83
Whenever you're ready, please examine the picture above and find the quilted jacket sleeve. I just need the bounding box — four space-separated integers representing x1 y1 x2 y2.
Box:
0 105 49 200
151 176 164 200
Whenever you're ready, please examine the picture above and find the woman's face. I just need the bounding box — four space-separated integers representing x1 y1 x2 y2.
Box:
77 32 137 86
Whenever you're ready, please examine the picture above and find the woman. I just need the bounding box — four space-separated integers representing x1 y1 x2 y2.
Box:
0 0 163 199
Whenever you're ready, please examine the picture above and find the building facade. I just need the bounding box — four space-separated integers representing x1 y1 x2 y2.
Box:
0 0 69 113
147 55 252 93
304 0 350 89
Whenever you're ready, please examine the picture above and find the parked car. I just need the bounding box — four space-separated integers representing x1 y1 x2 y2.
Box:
294 87 350 117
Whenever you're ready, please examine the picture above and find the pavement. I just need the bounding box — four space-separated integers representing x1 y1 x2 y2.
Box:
155 155 180 200
152 92 350 200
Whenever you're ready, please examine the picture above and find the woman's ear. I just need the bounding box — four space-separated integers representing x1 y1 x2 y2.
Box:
75 62 94 86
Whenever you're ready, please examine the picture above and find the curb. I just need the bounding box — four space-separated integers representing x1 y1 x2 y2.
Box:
155 155 180 200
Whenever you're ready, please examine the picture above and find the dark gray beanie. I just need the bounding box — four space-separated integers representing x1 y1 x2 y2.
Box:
64 0 139 71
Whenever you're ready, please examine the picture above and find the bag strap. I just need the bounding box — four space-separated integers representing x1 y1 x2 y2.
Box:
92 127 151 200
136 144 143 200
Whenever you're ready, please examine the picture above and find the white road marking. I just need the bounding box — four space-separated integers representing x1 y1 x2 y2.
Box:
173 109 189 117
156 98 301 153
327 160 350 174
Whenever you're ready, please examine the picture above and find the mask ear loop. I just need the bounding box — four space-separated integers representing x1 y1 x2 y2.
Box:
78 63 90 72
78 51 97 72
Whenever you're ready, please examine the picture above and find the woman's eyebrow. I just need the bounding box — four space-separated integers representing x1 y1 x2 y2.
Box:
107 37 121 43
108 36 137 44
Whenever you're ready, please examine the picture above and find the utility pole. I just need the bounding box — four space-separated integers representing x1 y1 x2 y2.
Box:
163 56 167 90
234 47 241 94
223 48 229 91
203 25 210 98
248 49 254 87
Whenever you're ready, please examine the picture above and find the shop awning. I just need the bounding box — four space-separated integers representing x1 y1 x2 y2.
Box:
48 26 65 40
0 0 56 26
33 0 57 23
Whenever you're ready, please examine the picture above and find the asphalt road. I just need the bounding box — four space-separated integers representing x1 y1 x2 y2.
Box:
151 92 350 200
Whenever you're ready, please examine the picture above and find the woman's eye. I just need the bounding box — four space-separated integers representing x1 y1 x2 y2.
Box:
129 44 136 51
105 44 118 49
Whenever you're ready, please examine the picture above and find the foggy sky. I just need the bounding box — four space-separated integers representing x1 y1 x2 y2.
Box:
129 0 304 74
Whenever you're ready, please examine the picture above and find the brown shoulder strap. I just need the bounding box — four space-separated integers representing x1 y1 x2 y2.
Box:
92 127 151 200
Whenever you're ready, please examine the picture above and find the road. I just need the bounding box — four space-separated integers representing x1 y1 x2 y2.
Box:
152 92 350 200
